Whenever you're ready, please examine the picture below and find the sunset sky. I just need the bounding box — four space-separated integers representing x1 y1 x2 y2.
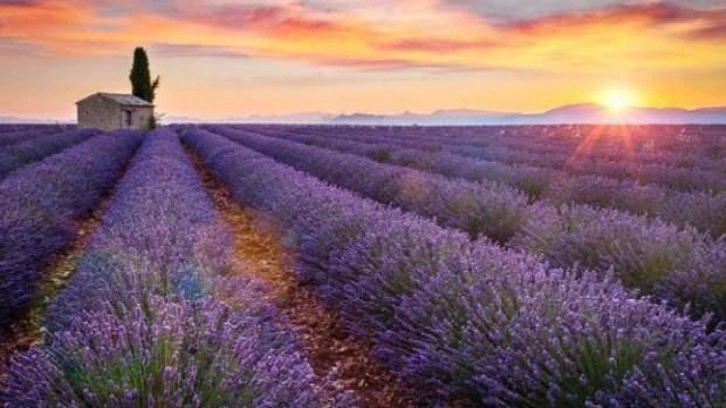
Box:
1 0 725 120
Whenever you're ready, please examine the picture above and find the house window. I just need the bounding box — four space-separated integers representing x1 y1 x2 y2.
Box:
123 110 132 127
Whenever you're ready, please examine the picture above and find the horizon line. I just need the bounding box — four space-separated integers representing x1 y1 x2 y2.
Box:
4 101 726 123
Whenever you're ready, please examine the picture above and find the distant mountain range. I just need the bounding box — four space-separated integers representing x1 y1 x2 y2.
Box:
167 104 726 125
326 104 726 125
4 104 726 125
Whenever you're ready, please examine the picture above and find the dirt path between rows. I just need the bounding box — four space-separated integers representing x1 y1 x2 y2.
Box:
189 148 415 408
0 196 112 380
0 146 140 383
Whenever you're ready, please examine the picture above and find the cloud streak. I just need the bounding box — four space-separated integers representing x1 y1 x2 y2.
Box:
1 0 725 118
0 0 724 72
503 3 726 35
150 43 250 59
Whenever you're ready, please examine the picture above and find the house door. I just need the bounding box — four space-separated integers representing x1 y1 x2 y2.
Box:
123 110 132 128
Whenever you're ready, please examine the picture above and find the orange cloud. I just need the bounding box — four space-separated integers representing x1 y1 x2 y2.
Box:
1 0 725 119
0 0 87 34
377 38 496 52
180 4 348 37
1 0 724 73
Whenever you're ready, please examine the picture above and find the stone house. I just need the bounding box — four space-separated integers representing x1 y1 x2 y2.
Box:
76 93 154 131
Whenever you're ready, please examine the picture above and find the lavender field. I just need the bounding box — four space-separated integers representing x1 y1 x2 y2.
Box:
1 124 725 407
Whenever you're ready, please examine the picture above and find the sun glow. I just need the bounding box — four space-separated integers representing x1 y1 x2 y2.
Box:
602 88 638 113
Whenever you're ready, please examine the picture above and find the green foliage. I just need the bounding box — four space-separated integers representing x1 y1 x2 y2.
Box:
147 112 165 131
147 115 156 131
129 47 160 103
366 147 393 163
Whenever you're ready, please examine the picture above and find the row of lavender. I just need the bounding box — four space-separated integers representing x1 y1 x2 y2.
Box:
0 128 99 179
2 130 345 406
0 124 72 134
323 125 726 188
0 130 141 329
276 124 726 174
207 126 726 321
445 125 726 171
181 127 726 406
257 125 726 192
248 125 726 239
0 126 73 149
390 125 726 171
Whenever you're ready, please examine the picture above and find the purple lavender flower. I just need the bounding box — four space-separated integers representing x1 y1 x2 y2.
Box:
180 127 726 406
0 128 98 179
0 130 142 328
3 129 342 406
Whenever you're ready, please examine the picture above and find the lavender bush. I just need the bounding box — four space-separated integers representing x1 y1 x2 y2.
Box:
0 130 141 328
0 128 98 179
253 125 726 237
0 126 68 148
270 124 726 192
209 125 531 244
181 127 726 406
2 129 340 407
296 124 726 181
209 126 726 318
48 128 241 322
4 293 323 407
512 204 726 318
240 125 560 198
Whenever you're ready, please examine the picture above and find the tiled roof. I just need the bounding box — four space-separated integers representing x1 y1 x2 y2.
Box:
77 93 153 107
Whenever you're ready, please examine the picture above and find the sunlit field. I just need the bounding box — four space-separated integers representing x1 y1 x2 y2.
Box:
0 123 724 406
2 0 726 405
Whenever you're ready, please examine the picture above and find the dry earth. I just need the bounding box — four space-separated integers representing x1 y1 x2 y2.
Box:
190 147 416 408
0 197 110 380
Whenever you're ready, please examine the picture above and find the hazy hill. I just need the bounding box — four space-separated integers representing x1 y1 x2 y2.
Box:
6 104 726 125
330 104 726 125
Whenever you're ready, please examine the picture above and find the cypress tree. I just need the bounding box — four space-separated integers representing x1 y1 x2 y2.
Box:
129 47 160 103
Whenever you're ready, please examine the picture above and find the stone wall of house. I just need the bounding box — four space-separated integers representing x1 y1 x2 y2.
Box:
129 106 154 131
77 95 154 132
77 95 121 131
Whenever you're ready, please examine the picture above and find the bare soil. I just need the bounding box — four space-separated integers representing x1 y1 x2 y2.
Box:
0 199 109 379
190 148 416 408
0 150 137 382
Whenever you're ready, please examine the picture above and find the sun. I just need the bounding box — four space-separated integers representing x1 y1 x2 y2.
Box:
601 88 638 113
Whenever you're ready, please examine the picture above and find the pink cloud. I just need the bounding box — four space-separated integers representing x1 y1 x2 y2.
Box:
504 3 726 37
0 0 724 73
378 38 496 52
